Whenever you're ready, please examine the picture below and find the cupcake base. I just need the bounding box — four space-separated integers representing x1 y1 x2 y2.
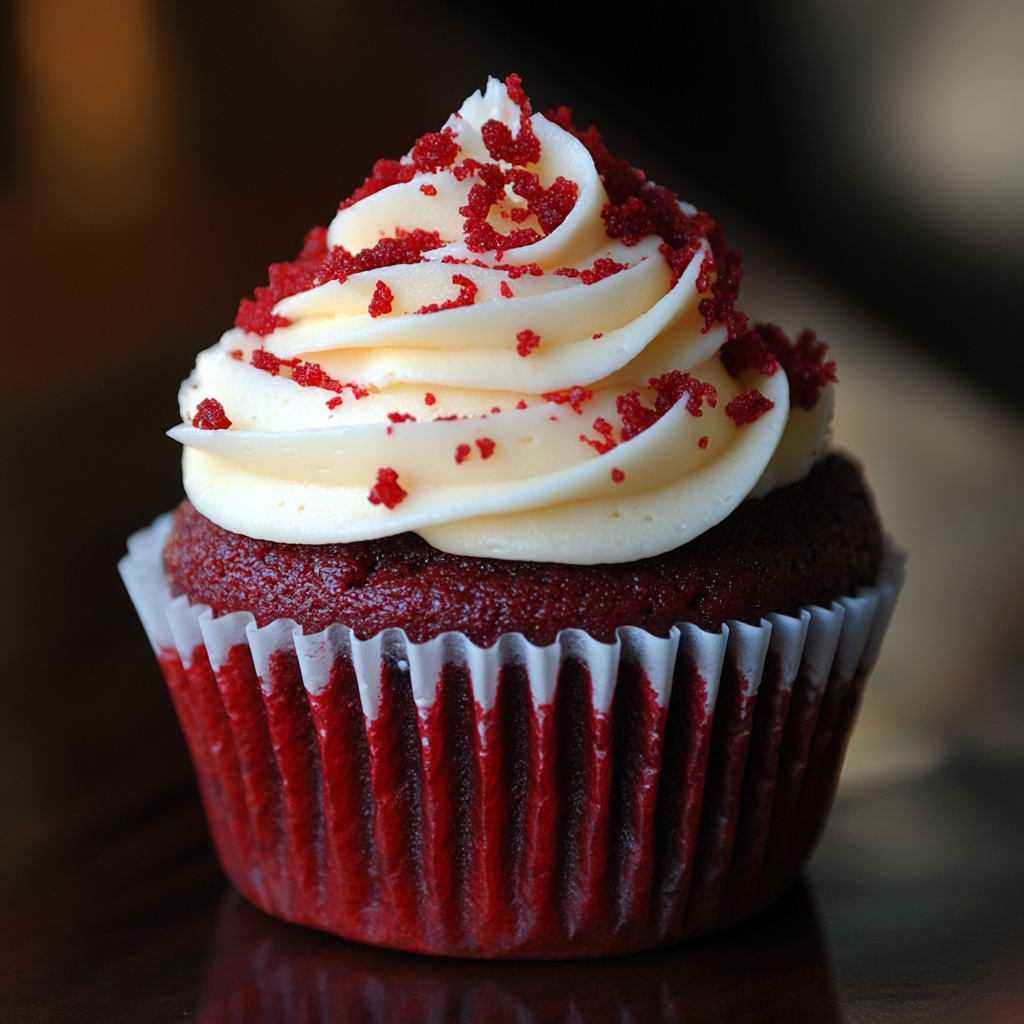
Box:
121 518 903 959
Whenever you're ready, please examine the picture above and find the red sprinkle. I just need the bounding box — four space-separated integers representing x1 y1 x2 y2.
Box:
726 389 775 426
235 227 442 337
424 392 436 406
580 258 628 285
229 349 243 361
490 406 501 413
617 370 717 442
416 274 478 314
251 349 300 375
411 127 461 173
192 397 231 431
476 437 497 459
721 322 838 410
611 468 625 482
293 361 344 393
543 386 594 414
455 443 472 464
543 105 748 339
581 416 617 454
500 281 514 299
387 412 416 423
368 280 394 318
516 329 541 357
516 399 528 409
480 74 542 166
593 333 603 339
419 183 438 196
367 467 407 509
698 435 709 449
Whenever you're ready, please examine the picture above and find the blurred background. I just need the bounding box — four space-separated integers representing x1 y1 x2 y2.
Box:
2 2 1023 1021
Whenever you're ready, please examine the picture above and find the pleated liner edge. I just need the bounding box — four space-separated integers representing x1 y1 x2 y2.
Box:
120 514 905 959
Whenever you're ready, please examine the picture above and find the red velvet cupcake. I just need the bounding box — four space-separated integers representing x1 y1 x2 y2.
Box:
121 75 902 958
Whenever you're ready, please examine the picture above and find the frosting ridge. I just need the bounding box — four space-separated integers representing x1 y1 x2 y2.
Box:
171 75 834 563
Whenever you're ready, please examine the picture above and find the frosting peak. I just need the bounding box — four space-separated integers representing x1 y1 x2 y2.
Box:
171 75 835 563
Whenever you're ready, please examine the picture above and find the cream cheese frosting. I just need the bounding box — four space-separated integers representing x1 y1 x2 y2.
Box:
170 76 833 564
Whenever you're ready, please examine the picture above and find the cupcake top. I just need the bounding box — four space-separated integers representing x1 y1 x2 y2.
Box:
171 75 837 564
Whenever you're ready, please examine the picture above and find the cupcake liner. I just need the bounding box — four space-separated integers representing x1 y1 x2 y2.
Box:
121 516 904 959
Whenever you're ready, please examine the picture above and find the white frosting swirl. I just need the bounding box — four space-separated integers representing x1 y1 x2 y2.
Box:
170 78 832 564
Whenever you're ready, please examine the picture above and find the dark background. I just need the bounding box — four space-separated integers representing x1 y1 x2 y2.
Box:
2 2 1023 1020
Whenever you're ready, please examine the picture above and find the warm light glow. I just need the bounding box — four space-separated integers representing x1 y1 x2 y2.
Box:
18 0 171 222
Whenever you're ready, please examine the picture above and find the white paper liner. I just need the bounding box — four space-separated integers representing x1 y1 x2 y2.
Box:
120 516 905 958
121 515 904 718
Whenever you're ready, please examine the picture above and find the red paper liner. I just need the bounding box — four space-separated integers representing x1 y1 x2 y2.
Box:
121 516 904 959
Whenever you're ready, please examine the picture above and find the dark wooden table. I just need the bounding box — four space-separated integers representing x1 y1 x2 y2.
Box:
2 618 1023 1023
4 3 1024 1017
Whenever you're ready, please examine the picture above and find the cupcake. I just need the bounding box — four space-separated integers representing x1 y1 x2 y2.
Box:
121 74 903 958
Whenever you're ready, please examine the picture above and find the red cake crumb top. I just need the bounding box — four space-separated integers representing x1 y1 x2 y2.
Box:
326 396 343 410
611 468 625 482
543 386 594 414
480 73 541 166
579 258 628 285
455 443 472 464
543 105 747 339
250 349 300 375
424 392 436 405
721 322 838 410
236 228 442 337
387 412 416 423
420 183 437 196
476 437 497 459
618 371 717 442
725 389 775 426
368 280 394 318
416 274 477 314
516 329 541 356
698 435 709 449
166 455 883 645
192 397 231 431
580 417 616 455
516 399 528 410
367 468 407 509
500 281 514 298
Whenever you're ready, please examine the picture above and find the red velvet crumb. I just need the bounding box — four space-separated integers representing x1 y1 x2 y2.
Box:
500 281 514 298
516 399 528 410
251 349 300 376
229 349 243 360
480 74 541 166
327 396 343 410
387 412 416 423
416 274 477 314
476 437 496 459
192 397 231 431
367 468 407 508
455 443 472 464
611 468 625 482
543 386 594 414
725 389 775 426
721 322 838 410
580 258 627 285
617 371 717 442
516 329 541 356
593 333 603 339
420 183 437 196
581 417 617 454
698 435 709 449
368 280 394 318
424 392 436 406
